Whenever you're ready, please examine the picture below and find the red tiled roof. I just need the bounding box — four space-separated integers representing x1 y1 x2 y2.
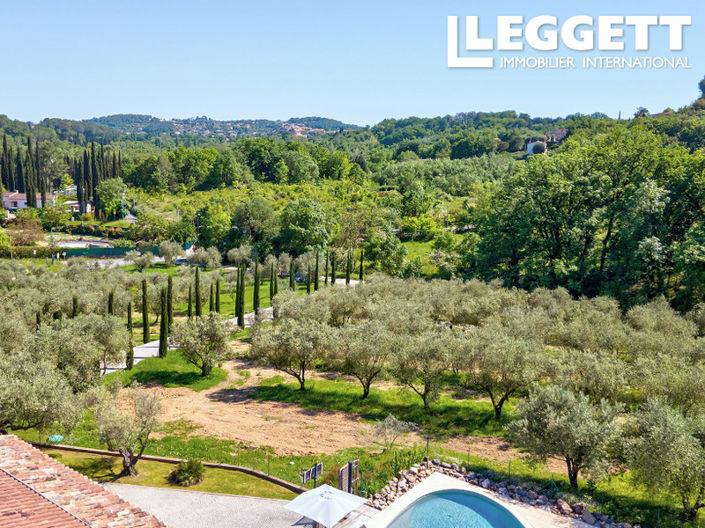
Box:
2 191 55 201
0 469 88 528
0 435 168 528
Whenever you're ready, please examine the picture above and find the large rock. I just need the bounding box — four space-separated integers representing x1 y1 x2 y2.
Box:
582 511 597 525
556 499 573 516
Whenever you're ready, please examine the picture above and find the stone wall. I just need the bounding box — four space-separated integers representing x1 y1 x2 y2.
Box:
368 457 638 528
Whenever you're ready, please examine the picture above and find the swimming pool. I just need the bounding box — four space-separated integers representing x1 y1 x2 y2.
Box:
385 489 525 528
363 473 532 528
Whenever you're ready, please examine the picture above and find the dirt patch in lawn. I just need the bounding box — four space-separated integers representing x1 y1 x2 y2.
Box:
126 356 565 474
133 359 374 456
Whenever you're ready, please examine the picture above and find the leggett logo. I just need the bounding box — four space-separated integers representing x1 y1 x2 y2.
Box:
448 15 692 70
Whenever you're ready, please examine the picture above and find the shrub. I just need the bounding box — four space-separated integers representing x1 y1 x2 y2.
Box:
168 459 205 486
6 217 44 246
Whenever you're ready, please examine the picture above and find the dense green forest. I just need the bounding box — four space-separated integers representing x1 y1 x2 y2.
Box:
2 77 705 309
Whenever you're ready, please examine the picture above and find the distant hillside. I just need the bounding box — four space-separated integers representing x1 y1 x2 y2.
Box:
287 117 360 130
84 114 360 138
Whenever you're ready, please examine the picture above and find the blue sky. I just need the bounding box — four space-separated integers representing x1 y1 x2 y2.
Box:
0 0 703 125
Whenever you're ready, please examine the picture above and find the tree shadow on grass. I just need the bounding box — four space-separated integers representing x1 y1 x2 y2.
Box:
131 369 204 388
68 456 122 482
250 383 507 438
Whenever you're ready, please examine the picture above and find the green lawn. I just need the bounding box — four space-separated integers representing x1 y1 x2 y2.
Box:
121 263 182 276
10 257 66 271
252 376 510 438
402 240 438 276
42 449 296 500
104 349 227 392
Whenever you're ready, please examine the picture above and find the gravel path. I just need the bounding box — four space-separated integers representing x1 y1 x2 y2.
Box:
104 483 312 528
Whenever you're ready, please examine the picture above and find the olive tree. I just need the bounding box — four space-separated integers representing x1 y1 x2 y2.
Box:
627 399 705 520
554 349 629 404
188 247 222 269
170 312 228 376
126 250 154 271
375 414 417 451
251 318 329 390
159 240 184 266
84 385 161 476
330 320 394 399
391 330 452 410
637 356 705 416
0 350 80 434
460 326 547 419
70 314 131 375
507 384 621 489
26 322 102 391
227 244 254 265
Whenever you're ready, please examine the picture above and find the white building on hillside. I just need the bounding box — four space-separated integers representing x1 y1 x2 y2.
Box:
2 191 56 210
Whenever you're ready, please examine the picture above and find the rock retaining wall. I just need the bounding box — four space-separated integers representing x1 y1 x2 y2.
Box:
368 458 638 528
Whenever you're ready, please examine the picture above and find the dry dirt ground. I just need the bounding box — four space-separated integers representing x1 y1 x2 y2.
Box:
129 349 565 473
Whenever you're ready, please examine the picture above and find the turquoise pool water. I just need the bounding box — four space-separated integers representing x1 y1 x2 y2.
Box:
386 490 526 528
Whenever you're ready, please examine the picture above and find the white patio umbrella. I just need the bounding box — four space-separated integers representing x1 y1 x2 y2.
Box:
285 484 368 528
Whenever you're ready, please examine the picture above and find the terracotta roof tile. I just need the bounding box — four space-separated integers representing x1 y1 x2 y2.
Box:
0 436 169 528
0 470 87 528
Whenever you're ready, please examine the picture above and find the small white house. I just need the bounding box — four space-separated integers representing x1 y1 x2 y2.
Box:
2 191 56 210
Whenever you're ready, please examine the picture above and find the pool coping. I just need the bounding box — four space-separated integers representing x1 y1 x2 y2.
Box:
362 472 536 528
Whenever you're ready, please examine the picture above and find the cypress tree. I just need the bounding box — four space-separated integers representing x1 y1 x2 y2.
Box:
237 265 245 328
314 252 319 291
269 264 274 300
253 261 260 314
306 265 311 294
195 267 202 317
216 280 221 313
72 295 78 318
159 288 168 359
108 290 114 315
1 135 8 190
209 283 215 313
240 266 246 320
345 251 352 285
289 259 295 290
142 279 149 343
273 265 278 296
324 251 329 286
188 285 193 319
234 269 240 320
359 249 364 281
126 302 134 370
83 150 91 204
15 149 24 194
167 275 174 325
331 252 337 286
235 267 241 326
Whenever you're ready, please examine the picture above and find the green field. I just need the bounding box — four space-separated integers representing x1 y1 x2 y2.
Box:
253 376 510 438
43 449 296 500
105 349 227 391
